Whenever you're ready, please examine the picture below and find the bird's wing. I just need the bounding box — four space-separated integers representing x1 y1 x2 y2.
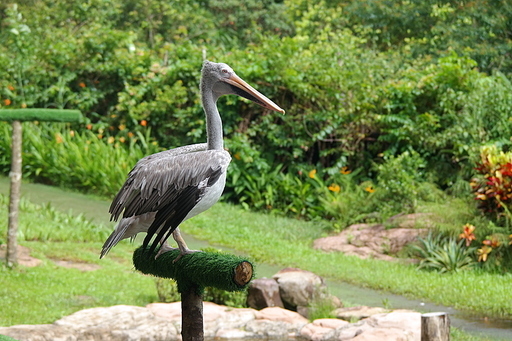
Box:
109 148 230 254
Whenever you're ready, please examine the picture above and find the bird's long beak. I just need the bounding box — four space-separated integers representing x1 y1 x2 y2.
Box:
225 74 285 114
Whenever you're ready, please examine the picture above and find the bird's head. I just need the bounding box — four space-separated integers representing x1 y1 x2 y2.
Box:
201 60 285 114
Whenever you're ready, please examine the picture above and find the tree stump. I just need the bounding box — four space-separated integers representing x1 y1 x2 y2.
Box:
421 312 450 341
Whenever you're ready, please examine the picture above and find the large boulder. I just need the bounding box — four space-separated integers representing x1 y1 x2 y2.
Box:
272 268 342 318
246 277 284 310
272 268 326 309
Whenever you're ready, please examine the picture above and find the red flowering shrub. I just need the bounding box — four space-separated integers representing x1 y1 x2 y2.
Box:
471 146 512 219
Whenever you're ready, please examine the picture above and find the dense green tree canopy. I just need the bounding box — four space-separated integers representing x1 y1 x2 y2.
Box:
1 0 511 218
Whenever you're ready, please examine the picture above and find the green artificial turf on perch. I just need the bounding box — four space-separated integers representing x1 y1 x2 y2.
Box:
0 109 82 122
133 246 254 294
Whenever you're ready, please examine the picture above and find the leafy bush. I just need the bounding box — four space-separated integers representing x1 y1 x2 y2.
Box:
471 145 512 225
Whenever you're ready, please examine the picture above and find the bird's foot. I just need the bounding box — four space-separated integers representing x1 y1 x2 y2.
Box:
172 249 202 263
154 244 179 259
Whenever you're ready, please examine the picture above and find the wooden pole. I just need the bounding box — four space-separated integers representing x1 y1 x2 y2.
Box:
1 109 82 267
421 312 450 341
181 286 204 341
6 120 22 268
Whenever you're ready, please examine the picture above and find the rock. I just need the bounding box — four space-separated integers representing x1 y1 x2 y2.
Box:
246 277 284 310
0 305 178 341
331 310 421 341
0 303 421 341
313 218 428 261
272 268 327 310
301 319 350 341
334 306 390 321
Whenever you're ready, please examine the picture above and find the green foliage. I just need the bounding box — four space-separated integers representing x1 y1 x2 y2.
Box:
154 277 248 308
0 193 110 242
412 232 476 273
471 145 512 226
0 122 160 197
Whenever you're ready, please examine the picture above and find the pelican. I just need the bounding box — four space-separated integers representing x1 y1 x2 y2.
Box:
100 61 285 260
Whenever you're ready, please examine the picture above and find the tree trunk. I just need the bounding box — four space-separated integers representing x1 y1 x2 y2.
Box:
421 312 450 341
6 120 22 268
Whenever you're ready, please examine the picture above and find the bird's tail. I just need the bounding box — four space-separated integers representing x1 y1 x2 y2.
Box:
100 213 155 258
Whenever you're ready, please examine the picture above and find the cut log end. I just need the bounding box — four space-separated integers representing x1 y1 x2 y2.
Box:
234 261 253 287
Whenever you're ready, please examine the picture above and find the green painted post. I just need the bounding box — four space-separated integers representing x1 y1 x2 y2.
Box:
0 109 82 267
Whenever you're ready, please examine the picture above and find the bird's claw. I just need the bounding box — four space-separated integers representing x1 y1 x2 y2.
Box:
172 249 202 263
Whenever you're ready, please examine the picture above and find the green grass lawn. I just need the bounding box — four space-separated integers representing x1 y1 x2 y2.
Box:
0 181 509 340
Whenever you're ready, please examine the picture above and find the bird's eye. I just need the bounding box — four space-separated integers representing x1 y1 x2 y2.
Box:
221 69 228 74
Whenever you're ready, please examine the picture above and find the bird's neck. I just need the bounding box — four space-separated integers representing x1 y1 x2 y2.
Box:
203 92 224 150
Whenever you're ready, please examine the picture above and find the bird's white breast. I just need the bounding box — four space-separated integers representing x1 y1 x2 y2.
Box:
184 171 227 221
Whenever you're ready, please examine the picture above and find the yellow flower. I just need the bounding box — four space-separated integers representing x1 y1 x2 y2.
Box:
107 136 115 144
233 153 241 160
477 245 492 262
328 184 341 193
69 130 75 137
340 167 351 175
365 185 376 193
55 133 63 144
308 169 317 179
118 124 126 131
119 136 126 143
127 132 135 138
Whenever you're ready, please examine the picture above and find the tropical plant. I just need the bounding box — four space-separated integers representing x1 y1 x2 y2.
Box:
412 232 476 273
471 145 512 225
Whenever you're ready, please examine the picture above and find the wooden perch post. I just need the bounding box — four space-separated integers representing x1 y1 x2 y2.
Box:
421 312 450 341
133 246 254 341
0 109 82 267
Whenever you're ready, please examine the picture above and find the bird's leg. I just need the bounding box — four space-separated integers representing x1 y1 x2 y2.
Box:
154 240 178 259
171 228 201 263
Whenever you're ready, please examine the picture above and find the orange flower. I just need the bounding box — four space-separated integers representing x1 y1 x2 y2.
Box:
340 167 351 175
79 82 86 88
7 85 15 91
119 136 126 143
140 120 148 127
365 185 376 193
308 169 317 179
459 224 476 247
3 99 11 106
233 153 241 160
55 133 63 144
127 132 135 138
483 236 500 248
86 124 93 130
328 183 341 193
